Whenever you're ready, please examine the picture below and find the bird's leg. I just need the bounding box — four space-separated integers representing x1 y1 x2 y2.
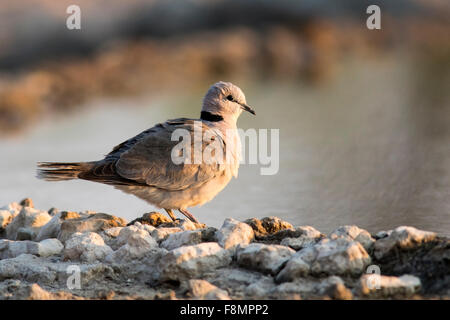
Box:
164 209 177 221
178 208 199 223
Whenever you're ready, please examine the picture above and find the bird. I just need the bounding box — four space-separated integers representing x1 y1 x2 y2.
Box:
37 81 255 223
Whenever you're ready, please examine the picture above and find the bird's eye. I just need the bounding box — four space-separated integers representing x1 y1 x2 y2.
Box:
226 95 233 101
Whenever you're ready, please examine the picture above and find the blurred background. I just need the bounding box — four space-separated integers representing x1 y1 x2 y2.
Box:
0 0 449 235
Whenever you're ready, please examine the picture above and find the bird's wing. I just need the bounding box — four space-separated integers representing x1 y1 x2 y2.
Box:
114 118 227 191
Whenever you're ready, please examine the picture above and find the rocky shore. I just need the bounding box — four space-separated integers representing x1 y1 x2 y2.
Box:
0 198 448 300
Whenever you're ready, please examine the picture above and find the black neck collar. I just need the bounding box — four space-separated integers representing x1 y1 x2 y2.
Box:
201 111 223 122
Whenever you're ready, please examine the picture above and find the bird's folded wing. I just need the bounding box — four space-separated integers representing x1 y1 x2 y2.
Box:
115 119 226 191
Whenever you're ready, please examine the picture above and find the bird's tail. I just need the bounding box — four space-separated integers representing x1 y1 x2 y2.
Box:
37 162 93 181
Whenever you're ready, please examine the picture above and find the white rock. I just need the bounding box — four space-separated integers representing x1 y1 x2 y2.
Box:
64 232 113 263
103 227 123 238
216 218 254 250
158 242 232 281
133 221 156 233
161 230 203 250
115 225 157 249
374 226 437 259
0 238 63 258
329 225 375 251
237 243 295 275
276 238 371 283
109 244 160 263
107 226 158 262
177 219 203 231
359 274 421 297
36 239 64 257
5 207 52 241
187 279 231 300
151 227 183 242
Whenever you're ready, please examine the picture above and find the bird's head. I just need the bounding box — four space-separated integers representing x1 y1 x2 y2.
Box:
201 81 255 124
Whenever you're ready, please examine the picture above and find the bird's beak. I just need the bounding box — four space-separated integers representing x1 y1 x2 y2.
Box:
241 104 256 115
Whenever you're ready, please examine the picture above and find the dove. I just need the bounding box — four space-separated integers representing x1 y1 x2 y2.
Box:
37 81 255 223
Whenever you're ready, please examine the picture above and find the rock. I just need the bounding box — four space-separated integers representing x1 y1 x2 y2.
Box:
133 221 156 234
16 227 34 240
237 243 295 275
109 247 168 281
159 219 207 231
47 207 59 216
186 279 230 300
161 230 203 250
114 225 157 248
0 210 13 229
216 218 254 250
0 238 63 258
329 225 375 251
200 227 219 242
102 227 123 239
158 242 232 281
374 230 391 240
0 254 57 283
244 216 294 238
0 202 23 216
19 198 34 208
359 274 421 298
108 245 161 263
209 267 269 289
64 232 113 263
0 240 31 259
322 277 353 300
36 211 81 241
128 212 171 227
374 226 437 259
276 238 371 283
58 213 127 243
27 283 54 300
105 224 159 263
151 227 183 242
280 226 324 250
177 219 207 231
26 283 79 300
0 254 116 287
35 239 64 257
1 239 63 259
5 207 52 240
245 277 277 298
273 275 351 299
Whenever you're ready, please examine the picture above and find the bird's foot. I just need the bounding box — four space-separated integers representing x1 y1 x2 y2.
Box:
178 208 199 224
164 209 177 221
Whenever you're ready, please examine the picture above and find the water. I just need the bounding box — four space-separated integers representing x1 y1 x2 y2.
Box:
1 55 449 236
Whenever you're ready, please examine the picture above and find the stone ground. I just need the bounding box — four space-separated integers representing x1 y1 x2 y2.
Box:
0 198 448 300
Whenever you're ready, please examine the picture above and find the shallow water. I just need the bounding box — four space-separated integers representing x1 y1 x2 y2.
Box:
1 55 449 236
